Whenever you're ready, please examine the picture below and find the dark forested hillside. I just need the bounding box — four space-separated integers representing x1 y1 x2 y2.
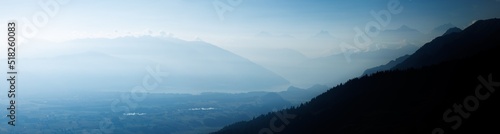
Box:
211 19 500 134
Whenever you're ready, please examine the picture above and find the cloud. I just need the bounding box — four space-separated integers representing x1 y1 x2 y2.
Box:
188 107 216 111
123 113 146 116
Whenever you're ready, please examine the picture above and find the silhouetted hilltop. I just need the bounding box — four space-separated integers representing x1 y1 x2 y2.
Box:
442 27 462 36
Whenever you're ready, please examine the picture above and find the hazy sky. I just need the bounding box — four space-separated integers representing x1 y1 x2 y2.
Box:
0 0 499 93
1 0 500 57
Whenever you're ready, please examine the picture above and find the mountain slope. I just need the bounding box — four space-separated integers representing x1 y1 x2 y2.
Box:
394 18 500 70
212 36 500 134
362 27 463 76
211 18 500 134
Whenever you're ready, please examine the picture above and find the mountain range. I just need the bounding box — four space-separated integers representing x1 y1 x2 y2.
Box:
362 26 464 75
394 19 500 70
244 23 457 88
19 36 290 95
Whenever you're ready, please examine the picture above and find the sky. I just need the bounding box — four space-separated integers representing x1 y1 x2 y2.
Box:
0 0 499 94
0 0 500 57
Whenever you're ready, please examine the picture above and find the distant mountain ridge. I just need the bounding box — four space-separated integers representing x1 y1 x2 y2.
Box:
431 23 457 35
278 84 329 105
442 27 462 36
362 54 410 76
311 30 335 39
20 36 290 94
